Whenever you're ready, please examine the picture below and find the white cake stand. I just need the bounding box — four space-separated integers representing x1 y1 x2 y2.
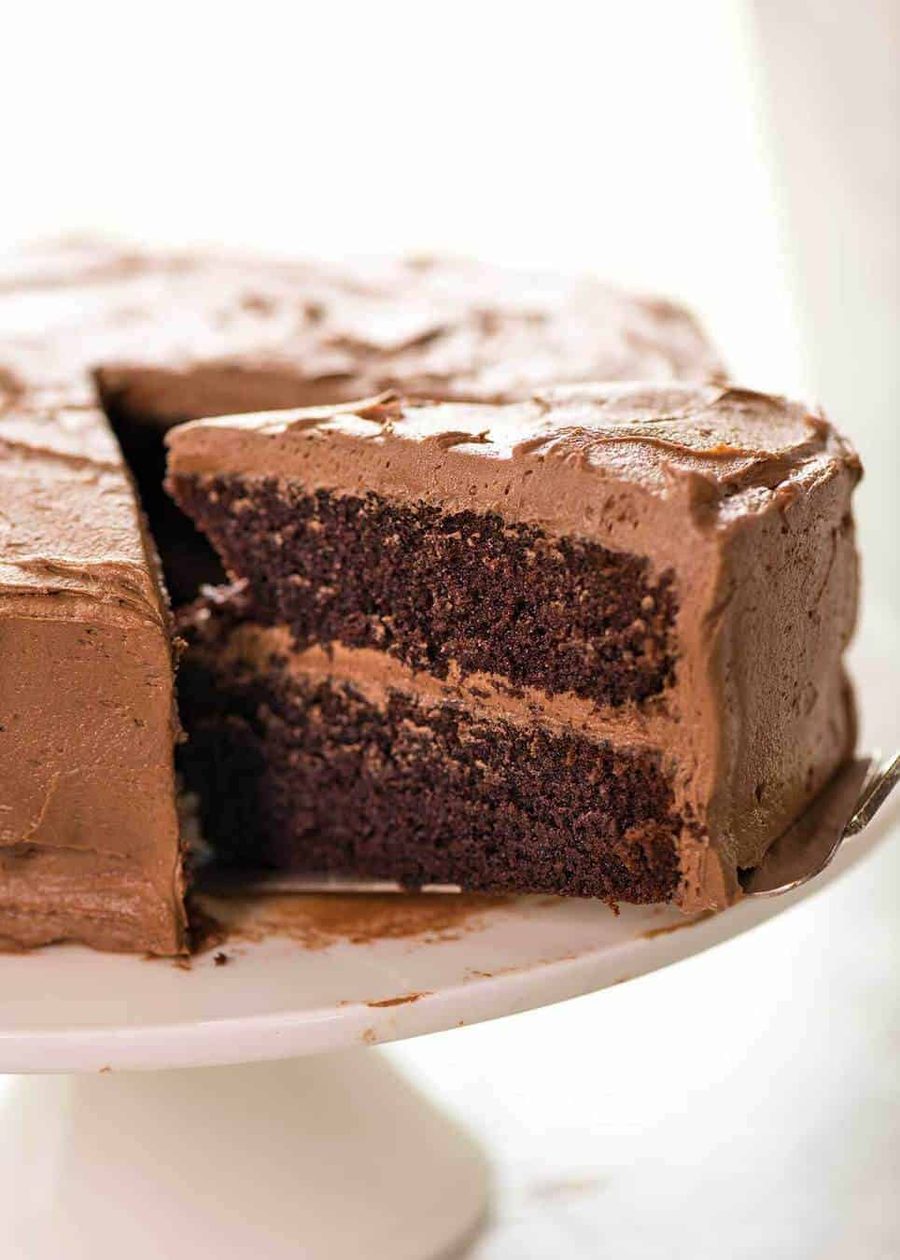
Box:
1 797 895 1260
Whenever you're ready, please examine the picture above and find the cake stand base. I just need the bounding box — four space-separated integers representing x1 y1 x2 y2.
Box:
1 1050 489 1260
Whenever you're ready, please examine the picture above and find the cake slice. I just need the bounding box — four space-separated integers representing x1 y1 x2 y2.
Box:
167 384 861 908
0 399 186 952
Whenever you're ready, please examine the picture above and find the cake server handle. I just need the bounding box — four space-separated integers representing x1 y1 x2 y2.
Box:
843 750 900 836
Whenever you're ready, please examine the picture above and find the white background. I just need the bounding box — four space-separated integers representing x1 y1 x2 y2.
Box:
3 2 898 1256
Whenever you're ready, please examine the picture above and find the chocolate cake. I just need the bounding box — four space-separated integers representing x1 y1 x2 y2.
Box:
167 384 861 909
0 242 722 951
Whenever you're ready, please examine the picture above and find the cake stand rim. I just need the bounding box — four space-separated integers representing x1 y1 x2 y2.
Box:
0 808 892 1075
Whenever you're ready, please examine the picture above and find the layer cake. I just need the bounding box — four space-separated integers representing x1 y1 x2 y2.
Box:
168 384 861 908
0 243 720 950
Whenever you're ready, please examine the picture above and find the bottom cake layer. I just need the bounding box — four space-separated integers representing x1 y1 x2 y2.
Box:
178 599 685 904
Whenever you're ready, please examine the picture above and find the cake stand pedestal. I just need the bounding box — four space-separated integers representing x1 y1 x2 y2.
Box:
2 1051 487 1260
0 790 894 1260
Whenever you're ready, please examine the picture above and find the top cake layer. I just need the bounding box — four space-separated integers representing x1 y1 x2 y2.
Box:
1 242 724 604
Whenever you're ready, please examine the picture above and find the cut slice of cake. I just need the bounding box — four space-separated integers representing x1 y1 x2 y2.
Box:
167 384 861 909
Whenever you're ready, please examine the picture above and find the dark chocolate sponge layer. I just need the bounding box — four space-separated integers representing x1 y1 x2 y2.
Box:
170 476 678 708
177 633 682 903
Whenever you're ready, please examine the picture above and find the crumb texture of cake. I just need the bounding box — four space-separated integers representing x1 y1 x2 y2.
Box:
169 384 861 909
171 477 678 707
177 616 682 903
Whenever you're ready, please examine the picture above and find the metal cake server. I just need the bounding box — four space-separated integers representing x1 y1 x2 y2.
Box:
196 751 899 901
739 751 898 897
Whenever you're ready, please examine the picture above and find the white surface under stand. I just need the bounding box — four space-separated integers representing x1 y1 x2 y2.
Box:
0 797 895 1260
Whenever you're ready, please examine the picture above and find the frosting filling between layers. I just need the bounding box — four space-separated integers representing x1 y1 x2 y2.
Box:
186 619 675 746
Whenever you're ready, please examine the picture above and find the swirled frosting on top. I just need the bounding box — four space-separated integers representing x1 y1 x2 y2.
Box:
0 243 722 421
167 382 857 536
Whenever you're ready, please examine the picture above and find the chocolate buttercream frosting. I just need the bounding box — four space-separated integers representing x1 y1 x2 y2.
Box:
0 400 187 953
0 241 722 413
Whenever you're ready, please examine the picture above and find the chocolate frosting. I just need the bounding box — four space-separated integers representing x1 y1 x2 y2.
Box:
0 241 722 419
0 398 186 953
169 385 860 907
166 382 848 509
0 243 723 948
